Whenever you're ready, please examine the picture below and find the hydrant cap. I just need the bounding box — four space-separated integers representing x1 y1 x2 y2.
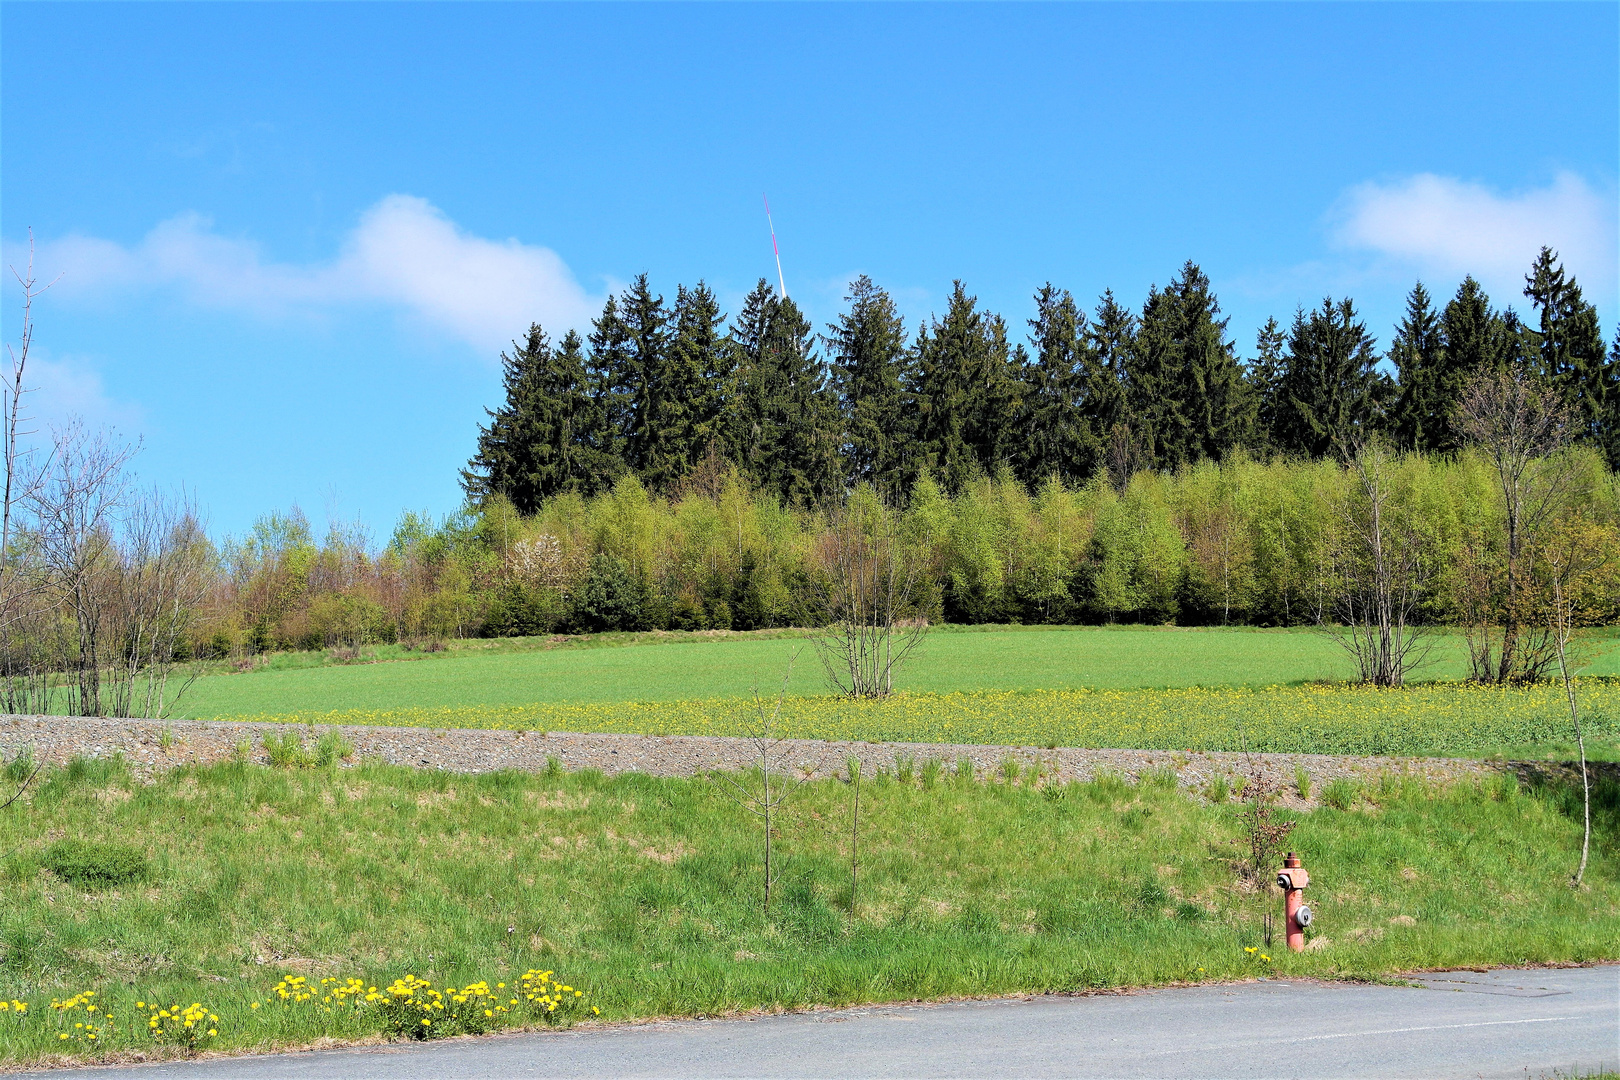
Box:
1283 853 1302 868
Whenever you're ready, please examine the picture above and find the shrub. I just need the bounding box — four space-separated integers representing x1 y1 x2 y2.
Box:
570 555 646 633
42 839 148 889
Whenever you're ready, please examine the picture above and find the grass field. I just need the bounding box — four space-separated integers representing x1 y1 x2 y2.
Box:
177 625 1620 719
164 626 1620 761
0 755 1613 1066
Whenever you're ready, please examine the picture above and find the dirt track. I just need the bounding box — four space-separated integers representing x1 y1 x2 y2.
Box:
0 713 1524 808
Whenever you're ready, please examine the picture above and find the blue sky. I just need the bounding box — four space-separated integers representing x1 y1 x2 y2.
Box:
3 2 1616 540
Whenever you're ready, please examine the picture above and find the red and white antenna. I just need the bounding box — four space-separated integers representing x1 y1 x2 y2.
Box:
763 194 786 300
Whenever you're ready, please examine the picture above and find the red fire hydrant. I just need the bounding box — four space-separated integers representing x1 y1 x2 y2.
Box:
1276 852 1311 952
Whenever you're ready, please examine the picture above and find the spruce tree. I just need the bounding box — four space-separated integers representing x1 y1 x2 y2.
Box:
1388 282 1445 452
587 293 633 465
645 282 729 490
1248 317 1288 454
1086 290 1134 445
1174 263 1248 462
1273 297 1380 458
614 274 672 475
1019 284 1100 485
907 282 1022 491
1126 284 1182 469
1441 276 1502 372
730 280 842 504
827 275 909 493
462 325 615 512
1524 247 1615 464
1125 263 1245 469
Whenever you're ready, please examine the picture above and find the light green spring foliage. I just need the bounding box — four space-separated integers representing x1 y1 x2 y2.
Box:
216 447 1620 651
0 757 1613 1065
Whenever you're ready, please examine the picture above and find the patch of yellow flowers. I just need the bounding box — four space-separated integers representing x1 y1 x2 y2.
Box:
223 679 1620 757
366 971 596 1039
16 967 596 1055
50 991 112 1045
140 1001 219 1049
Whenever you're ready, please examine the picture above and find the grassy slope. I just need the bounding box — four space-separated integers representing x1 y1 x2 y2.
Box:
177 625 1620 718
0 757 1613 1065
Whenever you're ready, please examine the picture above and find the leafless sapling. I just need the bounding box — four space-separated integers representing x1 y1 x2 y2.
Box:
715 654 820 913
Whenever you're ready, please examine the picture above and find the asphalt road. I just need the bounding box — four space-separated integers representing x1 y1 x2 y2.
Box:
27 967 1619 1080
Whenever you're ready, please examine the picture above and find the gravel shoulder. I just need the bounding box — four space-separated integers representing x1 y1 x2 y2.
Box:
0 714 1515 806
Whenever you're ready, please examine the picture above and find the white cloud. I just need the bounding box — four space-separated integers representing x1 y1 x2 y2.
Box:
344 196 596 351
12 196 600 355
1331 172 1617 305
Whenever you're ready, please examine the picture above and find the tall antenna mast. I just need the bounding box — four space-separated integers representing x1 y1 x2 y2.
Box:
763 194 786 300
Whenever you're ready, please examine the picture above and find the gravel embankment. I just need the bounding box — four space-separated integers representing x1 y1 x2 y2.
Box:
0 714 1515 807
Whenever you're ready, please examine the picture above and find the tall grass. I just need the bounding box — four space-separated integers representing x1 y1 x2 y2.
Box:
0 756 1615 1065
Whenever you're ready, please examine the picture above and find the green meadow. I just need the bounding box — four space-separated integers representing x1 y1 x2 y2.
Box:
0 755 1613 1066
175 624 1620 717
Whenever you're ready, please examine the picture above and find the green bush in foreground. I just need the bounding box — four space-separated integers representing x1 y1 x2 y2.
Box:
0 756 1614 1065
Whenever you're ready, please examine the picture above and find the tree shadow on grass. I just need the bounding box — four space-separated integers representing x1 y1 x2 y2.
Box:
1511 760 1620 857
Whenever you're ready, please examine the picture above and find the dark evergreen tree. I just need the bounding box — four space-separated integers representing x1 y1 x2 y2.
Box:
614 274 673 475
1085 290 1134 445
1174 263 1249 462
1018 284 1100 484
1248 317 1288 454
826 275 909 492
1441 275 1502 371
730 280 842 504
1125 263 1245 469
644 282 729 490
907 282 1023 491
462 325 617 512
1524 247 1616 464
1388 283 1447 452
586 293 633 465
1273 297 1380 458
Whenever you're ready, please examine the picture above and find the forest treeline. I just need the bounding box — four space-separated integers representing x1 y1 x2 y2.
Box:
4 246 1618 718
464 247 1618 508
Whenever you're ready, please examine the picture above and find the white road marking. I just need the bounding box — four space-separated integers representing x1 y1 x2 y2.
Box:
1141 1014 1580 1057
